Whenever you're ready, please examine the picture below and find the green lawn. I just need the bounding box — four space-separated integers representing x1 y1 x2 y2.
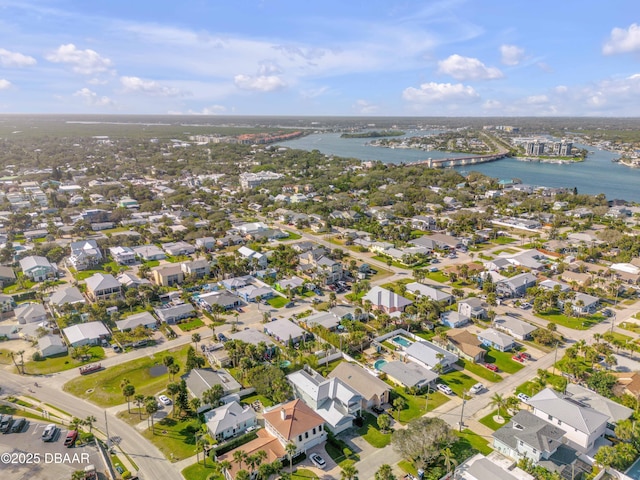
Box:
620 321 640 334
484 348 525 374
391 386 449 424
267 296 289 308
143 260 160 268
178 318 205 332
456 429 492 455
25 346 105 375
143 416 202 462
63 344 193 407
0 405 58 422
535 309 604 330
478 409 512 431
423 270 449 284
604 331 633 343
280 230 302 241
240 393 274 408
456 359 502 383
439 370 478 397
398 459 418 476
491 237 517 245
75 269 108 280
372 255 411 270
181 462 223 480
292 470 319 479
355 412 391 448
517 373 566 397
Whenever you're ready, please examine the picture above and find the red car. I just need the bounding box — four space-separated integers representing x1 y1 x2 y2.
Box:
485 363 499 372
512 354 525 363
520 352 532 360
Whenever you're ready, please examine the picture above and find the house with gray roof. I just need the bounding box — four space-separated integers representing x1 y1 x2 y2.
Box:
20 255 56 282
493 410 578 472
380 360 438 390
406 282 454 304
236 285 274 303
563 383 632 435
204 401 257 441
154 303 196 324
441 311 470 328
328 362 391 408
196 291 241 311
0 266 16 287
38 334 67 358
14 303 47 324
559 292 600 315
116 311 158 331
362 286 413 314
0 293 16 313
477 328 516 352
528 388 610 452
404 340 458 372
287 367 361 434
85 273 121 301
109 246 136 265
264 318 308 345
183 368 241 398
496 272 537 298
132 245 166 261
458 297 487 319
229 328 277 357
162 241 196 256
493 316 537 341
49 286 86 310
454 453 535 480
305 311 341 331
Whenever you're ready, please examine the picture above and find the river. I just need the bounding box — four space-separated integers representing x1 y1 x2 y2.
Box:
278 132 640 202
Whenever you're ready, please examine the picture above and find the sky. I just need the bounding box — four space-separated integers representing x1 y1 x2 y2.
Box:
1 0 640 116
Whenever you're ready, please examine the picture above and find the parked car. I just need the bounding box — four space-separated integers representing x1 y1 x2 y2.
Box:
519 352 532 360
512 354 525 363
111 344 122 353
469 383 484 394
10 417 26 433
437 383 454 395
0 415 12 433
158 395 172 406
217 333 228 342
371 406 385 415
285 302 295 308
310 453 326 469
517 393 530 404
485 363 499 372
64 430 78 447
42 424 58 442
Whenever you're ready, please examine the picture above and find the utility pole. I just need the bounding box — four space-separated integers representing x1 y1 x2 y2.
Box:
104 410 110 450
459 390 467 432
552 341 559 377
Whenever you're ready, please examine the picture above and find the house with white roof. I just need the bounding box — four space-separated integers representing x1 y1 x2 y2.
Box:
63 321 110 347
49 286 86 311
236 285 274 303
204 401 257 441
14 303 47 324
563 383 633 435
404 340 458 372
454 453 535 480
362 286 413 314
109 246 136 265
406 282 454 304
116 311 158 331
559 292 600 315
237 246 268 268
132 245 166 261
538 279 571 292
154 303 196 324
493 316 537 341
85 273 122 301
0 293 16 313
477 328 516 352
441 311 470 328
496 272 537 298
458 297 488 319
287 367 362 434
528 388 610 452
69 240 103 271
162 241 196 256
380 360 438 390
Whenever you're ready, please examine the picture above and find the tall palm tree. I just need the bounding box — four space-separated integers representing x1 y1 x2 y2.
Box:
134 394 146 420
83 415 96 433
375 464 397 480
341 463 359 480
192 333 201 351
490 393 506 419
233 450 247 471
122 383 135 413
285 442 296 472
145 398 159 433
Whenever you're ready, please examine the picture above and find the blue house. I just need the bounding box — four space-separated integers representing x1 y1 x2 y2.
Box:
477 328 516 352
440 311 470 328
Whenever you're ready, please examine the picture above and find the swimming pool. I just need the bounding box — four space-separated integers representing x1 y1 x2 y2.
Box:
392 336 413 348
374 359 387 370
627 457 640 479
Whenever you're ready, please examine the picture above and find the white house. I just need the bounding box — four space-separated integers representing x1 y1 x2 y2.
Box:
362 286 413 314
493 316 537 341
63 321 110 347
204 401 257 441
19 256 56 282
406 282 454 304
38 335 68 358
14 303 47 324
109 246 136 265
477 328 516 352
69 240 103 271
263 399 326 455
404 340 458 372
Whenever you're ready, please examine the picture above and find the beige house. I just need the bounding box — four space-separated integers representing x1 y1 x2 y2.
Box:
328 361 391 408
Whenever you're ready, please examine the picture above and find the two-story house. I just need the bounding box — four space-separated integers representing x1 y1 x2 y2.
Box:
85 273 122 301
152 265 184 287
109 246 136 265
20 256 56 282
204 401 257 441
69 240 103 271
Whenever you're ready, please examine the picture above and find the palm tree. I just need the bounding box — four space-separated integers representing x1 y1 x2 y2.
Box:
341 463 359 480
192 333 201 351
233 450 247 471
490 393 506 420
393 396 406 422
168 363 180 382
375 464 396 480
83 415 96 433
166 383 180 417
145 398 159 433
440 447 458 473
235 470 251 480
122 383 135 413
285 442 296 472
134 394 146 420
16 350 25 374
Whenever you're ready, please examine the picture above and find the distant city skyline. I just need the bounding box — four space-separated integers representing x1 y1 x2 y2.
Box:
1 0 640 116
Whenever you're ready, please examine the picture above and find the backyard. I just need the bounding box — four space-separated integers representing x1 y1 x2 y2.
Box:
355 412 391 448
267 296 289 308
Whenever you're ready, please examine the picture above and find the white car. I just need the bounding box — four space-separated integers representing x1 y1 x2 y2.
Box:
310 453 326 469
517 393 530 404
158 394 172 406
42 423 58 442
437 384 454 395
469 383 484 394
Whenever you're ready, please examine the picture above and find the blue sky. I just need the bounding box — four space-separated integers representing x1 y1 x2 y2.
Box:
1 0 640 116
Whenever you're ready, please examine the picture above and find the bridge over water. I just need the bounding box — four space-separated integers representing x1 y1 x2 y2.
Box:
410 152 509 168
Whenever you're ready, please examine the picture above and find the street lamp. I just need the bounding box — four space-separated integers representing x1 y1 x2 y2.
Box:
459 389 468 432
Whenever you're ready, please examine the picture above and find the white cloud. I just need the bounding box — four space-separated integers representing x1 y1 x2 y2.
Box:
188 105 227 115
73 87 113 106
402 82 479 103
482 99 503 110
353 99 379 114
554 85 568 94
437 54 503 80
500 44 525 66
234 74 286 92
0 79 11 90
300 86 330 99
46 44 113 75
603 23 640 55
120 76 183 96
524 94 549 105
0 48 36 67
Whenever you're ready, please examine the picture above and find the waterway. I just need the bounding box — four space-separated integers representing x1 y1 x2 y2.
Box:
278 132 640 203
